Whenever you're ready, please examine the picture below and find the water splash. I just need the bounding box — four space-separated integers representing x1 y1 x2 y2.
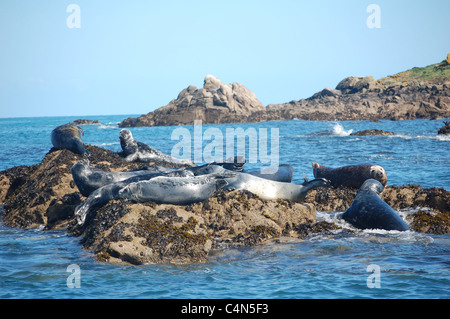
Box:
331 122 353 136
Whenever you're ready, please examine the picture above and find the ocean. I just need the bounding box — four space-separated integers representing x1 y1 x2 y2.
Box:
0 115 449 299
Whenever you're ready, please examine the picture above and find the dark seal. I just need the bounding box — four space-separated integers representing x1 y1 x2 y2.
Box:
339 179 410 231
51 124 90 156
312 162 387 188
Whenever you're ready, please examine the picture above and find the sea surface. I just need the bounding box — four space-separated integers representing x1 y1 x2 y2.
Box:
0 115 449 299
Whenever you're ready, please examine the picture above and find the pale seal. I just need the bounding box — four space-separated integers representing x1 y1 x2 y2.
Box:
74 173 232 225
71 161 191 197
190 165 329 202
119 129 194 166
51 124 90 156
338 179 410 231
312 162 387 188
196 156 294 183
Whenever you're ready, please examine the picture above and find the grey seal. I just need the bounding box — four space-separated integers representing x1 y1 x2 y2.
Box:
51 124 90 156
74 173 232 225
196 156 294 182
339 179 410 231
119 129 194 166
190 165 329 202
71 161 191 197
312 162 387 188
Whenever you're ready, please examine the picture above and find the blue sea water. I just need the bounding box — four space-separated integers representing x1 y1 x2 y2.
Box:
0 115 449 299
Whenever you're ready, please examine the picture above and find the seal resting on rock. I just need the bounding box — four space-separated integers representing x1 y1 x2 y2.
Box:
119 129 194 166
338 179 410 231
71 161 191 197
312 162 387 188
51 124 90 156
74 172 234 225
191 165 329 202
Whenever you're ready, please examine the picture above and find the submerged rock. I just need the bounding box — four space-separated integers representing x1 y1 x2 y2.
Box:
437 121 450 135
350 129 395 136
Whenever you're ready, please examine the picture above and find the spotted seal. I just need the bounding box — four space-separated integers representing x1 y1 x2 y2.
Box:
190 165 328 202
119 129 194 166
71 160 191 197
74 172 233 225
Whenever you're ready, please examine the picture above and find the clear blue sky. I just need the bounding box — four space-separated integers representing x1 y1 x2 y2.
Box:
0 0 449 118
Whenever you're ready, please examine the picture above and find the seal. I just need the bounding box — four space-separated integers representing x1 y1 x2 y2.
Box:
71 160 191 197
119 129 194 166
246 164 294 183
74 173 232 225
190 165 329 202
312 162 387 188
339 179 410 231
51 123 90 156
195 156 294 182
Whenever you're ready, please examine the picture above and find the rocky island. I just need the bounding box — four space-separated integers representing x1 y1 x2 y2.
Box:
1 141 448 265
120 59 450 127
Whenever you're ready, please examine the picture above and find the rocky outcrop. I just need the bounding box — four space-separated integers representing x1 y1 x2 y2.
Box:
118 60 450 127
305 185 450 234
262 60 450 122
70 190 315 265
1 142 449 265
71 119 101 125
119 75 265 127
350 129 394 136
437 121 450 134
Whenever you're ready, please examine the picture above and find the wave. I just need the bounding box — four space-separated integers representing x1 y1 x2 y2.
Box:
97 123 119 129
330 122 353 136
389 134 450 141
298 122 354 137
94 142 120 147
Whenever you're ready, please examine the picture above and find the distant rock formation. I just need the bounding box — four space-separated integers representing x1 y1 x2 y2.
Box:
119 75 265 127
119 60 450 127
437 121 450 135
350 129 394 136
261 59 450 122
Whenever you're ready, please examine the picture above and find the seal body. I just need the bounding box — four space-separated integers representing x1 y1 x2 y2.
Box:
312 162 387 188
51 124 90 156
71 161 191 197
74 173 231 225
246 164 294 183
119 129 194 166
191 165 328 202
340 179 410 231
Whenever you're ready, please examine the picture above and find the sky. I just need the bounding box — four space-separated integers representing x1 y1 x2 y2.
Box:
0 0 449 118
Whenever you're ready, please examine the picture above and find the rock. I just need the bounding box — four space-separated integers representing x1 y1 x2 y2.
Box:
350 129 394 136
70 119 101 125
0 145 149 229
336 76 375 94
70 190 316 265
1 139 449 265
437 121 450 135
119 75 265 127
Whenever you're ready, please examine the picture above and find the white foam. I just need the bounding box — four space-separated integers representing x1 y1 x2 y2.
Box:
331 122 353 136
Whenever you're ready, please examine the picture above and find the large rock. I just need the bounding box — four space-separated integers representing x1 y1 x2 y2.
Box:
335 76 375 94
119 75 265 127
70 190 316 265
1 141 449 265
